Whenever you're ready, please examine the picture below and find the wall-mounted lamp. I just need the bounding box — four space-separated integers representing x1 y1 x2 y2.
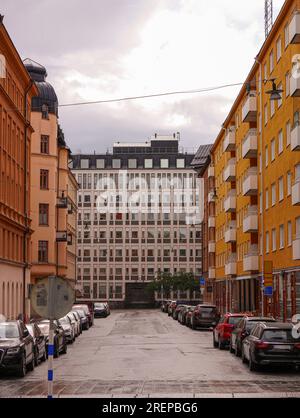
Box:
266 79 283 101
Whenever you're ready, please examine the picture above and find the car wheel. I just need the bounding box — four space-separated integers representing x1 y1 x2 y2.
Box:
191 318 195 330
229 341 234 354
235 343 240 357
249 354 259 372
61 341 67 355
28 352 35 372
213 332 218 348
17 353 27 378
218 337 225 350
241 347 247 364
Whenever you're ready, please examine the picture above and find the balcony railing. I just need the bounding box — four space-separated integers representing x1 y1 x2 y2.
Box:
243 245 259 272
243 167 258 196
208 241 216 253
56 231 68 242
208 166 215 178
242 129 258 159
224 158 236 182
293 235 300 260
208 191 216 203
223 129 236 152
290 73 300 97
225 254 237 276
243 206 258 233
208 216 215 228
292 178 300 206
289 12 300 44
209 268 216 279
242 93 257 123
291 125 300 151
224 190 237 213
225 221 237 243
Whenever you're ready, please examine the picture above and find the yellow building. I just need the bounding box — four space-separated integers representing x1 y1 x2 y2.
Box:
207 0 300 318
24 59 78 294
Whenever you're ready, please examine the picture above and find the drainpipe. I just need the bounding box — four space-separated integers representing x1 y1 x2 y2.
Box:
56 143 60 277
255 57 265 316
23 80 34 322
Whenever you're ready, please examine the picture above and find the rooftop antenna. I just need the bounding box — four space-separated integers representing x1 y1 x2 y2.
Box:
265 0 273 39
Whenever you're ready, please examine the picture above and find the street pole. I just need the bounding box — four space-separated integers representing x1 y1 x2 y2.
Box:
47 276 55 399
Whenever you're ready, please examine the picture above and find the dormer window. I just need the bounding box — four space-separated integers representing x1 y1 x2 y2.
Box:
42 103 49 119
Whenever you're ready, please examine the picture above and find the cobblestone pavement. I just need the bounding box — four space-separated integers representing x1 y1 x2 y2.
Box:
0 310 299 397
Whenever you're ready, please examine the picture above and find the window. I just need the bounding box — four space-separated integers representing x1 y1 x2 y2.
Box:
265 145 269 167
266 232 270 254
264 62 268 82
271 99 275 117
112 159 121 169
278 130 283 154
269 50 274 73
271 183 276 206
264 104 268 126
279 225 284 249
265 189 269 210
81 159 89 169
287 172 292 196
259 193 263 214
296 164 300 181
272 229 277 252
84 195 90 203
144 159 153 169
40 135 49 154
286 72 290 97
41 104 49 119
160 159 169 169
128 159 137 169
286 121 291 147
96 159 105 169
179 249 186 257
40 170 49 190
288 221 292 246
39 204 49 226
277 83 283 108
271 139 275 161
176 159 185 168
284 24 289 49
38 241 48 263
276 37 282 61
279 177 284 201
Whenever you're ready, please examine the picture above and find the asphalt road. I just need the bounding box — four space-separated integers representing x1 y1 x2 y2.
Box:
0 310 300 398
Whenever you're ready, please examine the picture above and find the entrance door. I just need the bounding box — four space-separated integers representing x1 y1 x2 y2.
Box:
125 283 155 308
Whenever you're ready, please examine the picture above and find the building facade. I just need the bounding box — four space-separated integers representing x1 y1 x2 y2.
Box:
72 134 202 308
199 0 300 318
24 59 78 292
0 18 38 319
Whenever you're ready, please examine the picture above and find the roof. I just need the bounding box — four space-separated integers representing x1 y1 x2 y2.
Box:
191 144 212 167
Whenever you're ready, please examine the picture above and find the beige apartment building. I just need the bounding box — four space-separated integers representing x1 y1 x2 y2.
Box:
24 59 78 291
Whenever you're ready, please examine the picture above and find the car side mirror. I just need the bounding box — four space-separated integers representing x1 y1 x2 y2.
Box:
23 329 30 337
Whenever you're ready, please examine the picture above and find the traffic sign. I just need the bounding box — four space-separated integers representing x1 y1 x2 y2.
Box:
30 276 75 320
264 286 273 297
200 277 205 286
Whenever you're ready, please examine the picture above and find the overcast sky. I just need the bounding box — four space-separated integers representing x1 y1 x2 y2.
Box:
1 0 285 153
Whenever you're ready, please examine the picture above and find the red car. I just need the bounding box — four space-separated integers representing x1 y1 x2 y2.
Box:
213 313 248 350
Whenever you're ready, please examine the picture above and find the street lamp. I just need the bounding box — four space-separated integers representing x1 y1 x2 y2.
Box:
266 79 283 101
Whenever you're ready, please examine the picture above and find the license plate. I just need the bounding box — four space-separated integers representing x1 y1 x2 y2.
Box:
274 345 292 350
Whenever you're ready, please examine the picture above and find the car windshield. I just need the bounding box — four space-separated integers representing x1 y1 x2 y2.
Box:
26 325 34 337
76 310 85 318
262 329 296 342
59 317 69 325
228 317 244 325
73 305 89 313
200 307 217 314
38 323 50 335
0 323 19 339
95 304 105 309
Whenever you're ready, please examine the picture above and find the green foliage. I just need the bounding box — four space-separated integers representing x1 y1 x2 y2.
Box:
146 271 199 294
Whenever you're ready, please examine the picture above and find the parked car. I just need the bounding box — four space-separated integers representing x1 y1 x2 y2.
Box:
94 303 109 318
213 313 247 349
0 320 35 377
26 322 47 366
67 312 81 337
230 316 276 356
186 307 196 328
173 305 187 321
191 304 220 330
168 301 177 317
103 302 110 316
178 306 193 325
69 311 82 335
72 309 89 330
161 300 171 313
242 322 300 371
38 320 67 358
73 304 94 327
59 316 75 343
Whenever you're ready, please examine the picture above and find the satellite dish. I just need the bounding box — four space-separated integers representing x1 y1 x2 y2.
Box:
30 276 75 320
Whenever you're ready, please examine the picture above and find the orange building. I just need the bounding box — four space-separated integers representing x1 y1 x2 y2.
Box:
200 0 300 318
24 59 78 291
0 18 38 319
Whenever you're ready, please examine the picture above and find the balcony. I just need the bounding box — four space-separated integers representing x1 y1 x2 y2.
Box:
242 93 257 123
243 206 258 233
208 191 216 203
243 246 259 272
57 196 68 209
208 216 215 228
223 129 236 152
225 221 237 243
224 158 236 182
291 125 300 151
242 129 258 159
209 268 216 280
243 167 258 196
56 231 68 242
208 241 216 253
289 12 300 44
225 255 237 276
290 74 300 97
292 179 300 206
293 236 300 260
224 190 237 213
208 166 215 178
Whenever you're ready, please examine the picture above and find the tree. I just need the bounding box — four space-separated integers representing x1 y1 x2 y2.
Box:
146 271 199 295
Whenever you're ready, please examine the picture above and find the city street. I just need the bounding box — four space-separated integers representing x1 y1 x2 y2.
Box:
0 310 299 398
